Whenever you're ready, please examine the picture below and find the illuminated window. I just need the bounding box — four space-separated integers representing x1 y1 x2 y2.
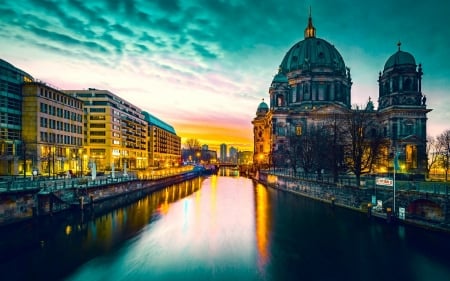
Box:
405 144 417 169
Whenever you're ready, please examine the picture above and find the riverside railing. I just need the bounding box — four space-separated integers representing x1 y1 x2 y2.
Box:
0 175 138 194
263 168 449 195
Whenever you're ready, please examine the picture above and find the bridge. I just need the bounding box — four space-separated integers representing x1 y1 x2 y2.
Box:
218 162 239 167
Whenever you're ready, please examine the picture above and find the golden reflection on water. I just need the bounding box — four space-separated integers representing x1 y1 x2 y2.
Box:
255 183 270 267
79 178 202 250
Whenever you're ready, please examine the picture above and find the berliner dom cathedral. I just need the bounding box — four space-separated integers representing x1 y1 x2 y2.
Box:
252 12 430 180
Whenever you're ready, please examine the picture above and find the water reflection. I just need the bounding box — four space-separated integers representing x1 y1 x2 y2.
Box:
1 172 450 281
67 175 257 281
218 166 240 177
0 177 202 281
255 183 270 269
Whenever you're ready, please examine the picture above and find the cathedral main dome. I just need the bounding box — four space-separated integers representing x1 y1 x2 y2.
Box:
279 14 346 74
268 13 352 109
280 37 346 74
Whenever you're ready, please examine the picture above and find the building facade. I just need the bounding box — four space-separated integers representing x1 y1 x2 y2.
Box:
253 14 430 178
0 59 33 176
142 111 181 168
229 146 238 164
65 89 148 172
220 143 227 162
22 81 84 176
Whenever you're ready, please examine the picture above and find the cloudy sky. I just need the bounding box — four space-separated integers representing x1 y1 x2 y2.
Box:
1 0 449 151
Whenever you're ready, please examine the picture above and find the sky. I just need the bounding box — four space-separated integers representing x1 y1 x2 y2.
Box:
1 0 449 152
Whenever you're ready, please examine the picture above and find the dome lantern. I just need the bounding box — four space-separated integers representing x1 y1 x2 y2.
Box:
304 7 316 38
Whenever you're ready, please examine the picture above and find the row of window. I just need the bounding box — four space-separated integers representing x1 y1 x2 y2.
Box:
0 67 23 83
0 128 21 139
0 96 22 111
40 132 82 146
40 117 82 134
40 102 83 122
39 88 82 109
0 112 21 126
90 107 106 113
0 80 22 95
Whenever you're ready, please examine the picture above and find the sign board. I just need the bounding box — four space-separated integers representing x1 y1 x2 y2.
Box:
373 200 383 211
377 200 382 209
399 207 405 220
371 195 376 205
375 177 393 187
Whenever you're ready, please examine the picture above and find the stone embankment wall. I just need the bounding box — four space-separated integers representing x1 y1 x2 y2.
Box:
258 171 450 232
258 172 373 211
0 172 201 226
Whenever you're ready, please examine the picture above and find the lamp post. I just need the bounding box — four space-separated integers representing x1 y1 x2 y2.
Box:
196 151 200 164
393 151 400 217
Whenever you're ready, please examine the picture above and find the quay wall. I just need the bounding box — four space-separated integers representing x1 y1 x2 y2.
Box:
258 171 450 232
258 172 372 210
0 172 201 227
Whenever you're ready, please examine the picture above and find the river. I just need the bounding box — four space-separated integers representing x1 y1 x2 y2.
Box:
1 171 450 281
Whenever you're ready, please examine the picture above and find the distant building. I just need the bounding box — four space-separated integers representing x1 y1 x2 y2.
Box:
253 13 430 178
220 143 227 162
64 89 148 171
201 144 209 151
229 146 238 164
22 81 84 176
201 149 218 164
0 59 33 175
142 111 181 168
238 151 253 165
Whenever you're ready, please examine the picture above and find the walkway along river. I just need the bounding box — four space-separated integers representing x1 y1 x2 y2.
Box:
1 171 450 281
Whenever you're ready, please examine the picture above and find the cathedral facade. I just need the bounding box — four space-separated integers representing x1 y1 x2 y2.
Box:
252 14 430 180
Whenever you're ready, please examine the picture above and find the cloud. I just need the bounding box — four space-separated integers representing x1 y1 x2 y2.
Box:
191 42 218 59
1 0 449 148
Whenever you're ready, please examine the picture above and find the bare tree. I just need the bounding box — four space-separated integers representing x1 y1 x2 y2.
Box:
183 138 201 163
436 130 450 181
342 107 383 186
322 114 347 182
297 126 315 174
184 138 201 150
426 136 440 179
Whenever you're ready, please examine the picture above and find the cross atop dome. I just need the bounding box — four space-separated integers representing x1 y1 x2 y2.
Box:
304 7 316 38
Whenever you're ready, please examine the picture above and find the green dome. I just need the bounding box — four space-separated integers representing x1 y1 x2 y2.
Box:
257 101 269 110
272 70 288 83
256 99 269 116
280 37 346 74
384 50 416 70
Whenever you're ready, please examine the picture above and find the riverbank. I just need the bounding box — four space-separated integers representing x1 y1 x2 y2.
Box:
256 171 450 235
0 170 206 227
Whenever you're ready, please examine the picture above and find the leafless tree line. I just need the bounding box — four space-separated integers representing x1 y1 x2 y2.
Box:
274 107 388 186
427 130 450 181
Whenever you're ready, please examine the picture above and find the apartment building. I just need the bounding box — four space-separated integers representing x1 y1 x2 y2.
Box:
22 81 84 176
0 59 34 175
65 89 148 172
142 111 181 168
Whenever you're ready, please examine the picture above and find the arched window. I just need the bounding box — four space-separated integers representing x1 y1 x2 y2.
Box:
296 84 302 102
404 120 414 136
404 78 412 91
392 77 398 92
277 94 284 106
291 86 296 103
406 144 417 169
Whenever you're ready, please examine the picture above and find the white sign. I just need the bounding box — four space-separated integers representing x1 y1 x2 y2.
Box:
399 207 405 220
375 177 393 187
